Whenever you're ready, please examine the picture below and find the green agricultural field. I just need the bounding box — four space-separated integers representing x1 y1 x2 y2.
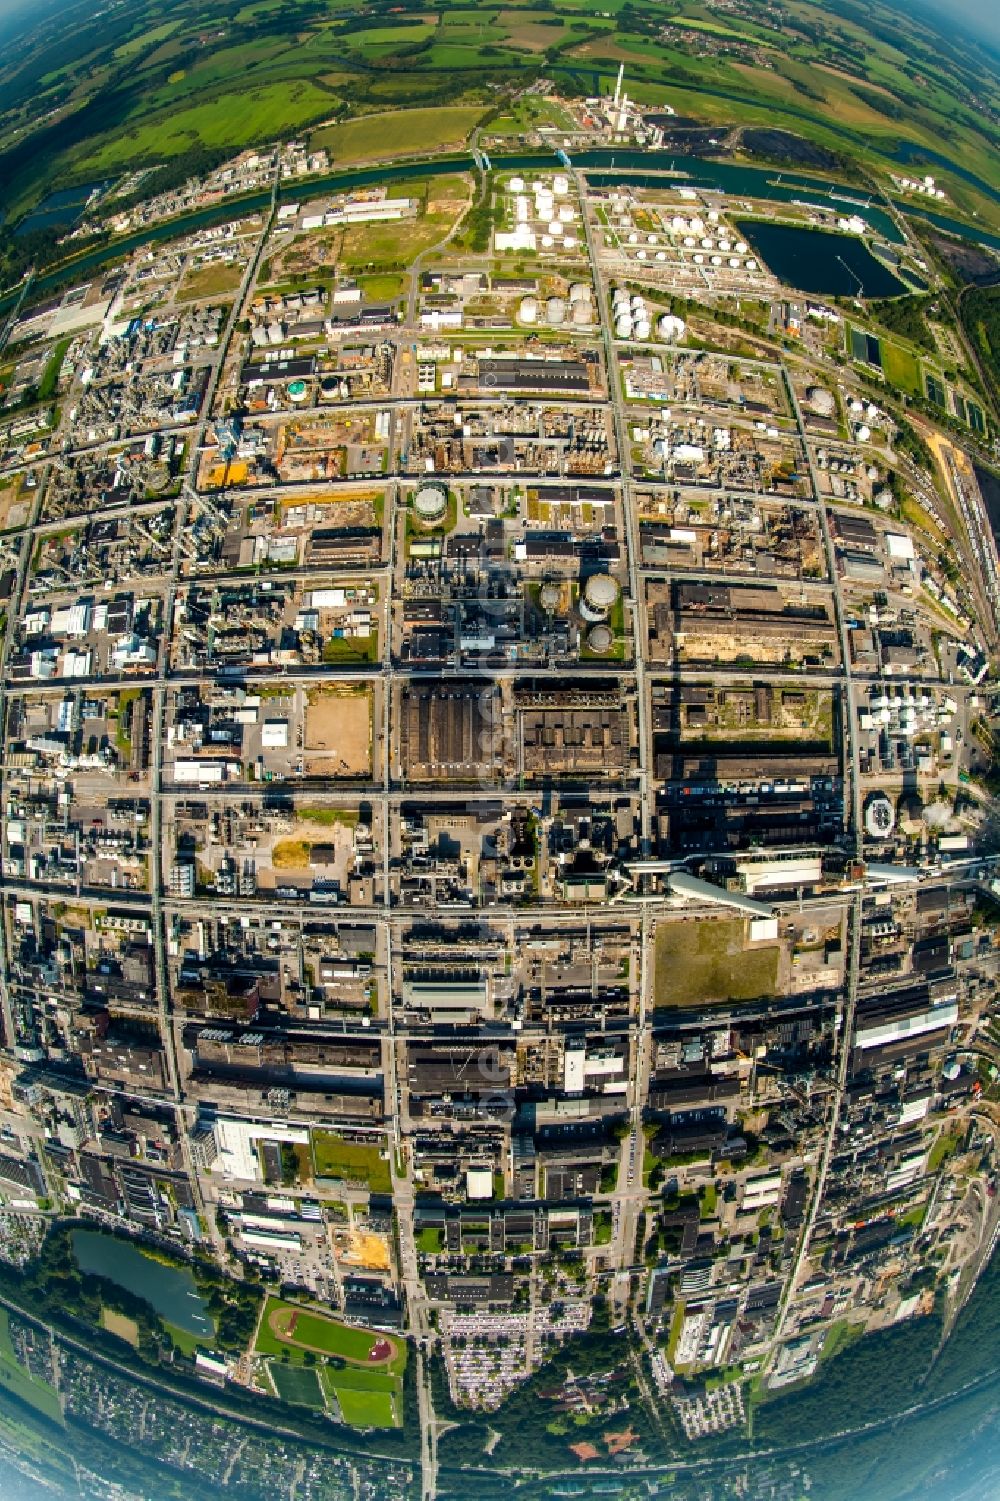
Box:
309 108 484 165
654 918 780 1008
311 1129 392 1192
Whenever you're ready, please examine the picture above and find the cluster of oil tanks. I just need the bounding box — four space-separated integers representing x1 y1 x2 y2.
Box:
612 289 652 341
519 281 593 328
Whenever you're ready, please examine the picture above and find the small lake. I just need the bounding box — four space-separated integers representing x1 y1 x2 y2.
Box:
16 182 109 238
735 220 906 298
71 1229 214 1337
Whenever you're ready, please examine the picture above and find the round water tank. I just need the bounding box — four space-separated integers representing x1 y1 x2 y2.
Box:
546 296 566 325
287 380 308 403
414 485 447 523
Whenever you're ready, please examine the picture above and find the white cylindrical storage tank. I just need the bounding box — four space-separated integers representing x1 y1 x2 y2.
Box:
735 240 748 254
729 257 740 268
509 176 525 193
581 573 619 621
559 204 574 223
701 237 713 249
683 235 696 247
546 296 566 325
553 174 569 196
694 253 704 264
746 258 757 270
718 238 731 251
541 235 554 248
672 216 687 232
656 250 666 261
562 233 577 249
628 232 639 245
634 316 650 338
707 209 719 221
690 216 704 233
569 282 590 304
414 485 447 523
615 313 633 338
572 300 590 325
647 233 658 245
636 249 647 260
519 296 538 324
659 314 686 342
711 255 722 266
548 219 563 237
613 288 629 307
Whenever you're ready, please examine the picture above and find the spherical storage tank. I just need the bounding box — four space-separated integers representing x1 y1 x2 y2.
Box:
519 296 538 325
414 485 447 523
546 297 566 326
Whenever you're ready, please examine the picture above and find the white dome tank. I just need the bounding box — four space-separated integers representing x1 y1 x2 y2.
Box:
546 297 566 325
519 296 538 324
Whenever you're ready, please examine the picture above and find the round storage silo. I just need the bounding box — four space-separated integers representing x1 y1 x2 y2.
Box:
546 296 566 325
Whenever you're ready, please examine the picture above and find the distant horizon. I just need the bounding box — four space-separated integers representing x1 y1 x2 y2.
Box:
913 0 1000 52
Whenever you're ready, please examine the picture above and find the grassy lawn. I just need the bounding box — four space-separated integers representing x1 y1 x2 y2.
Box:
312 1129 392 1192
654 918 780 1008
927 1129 962 1173
335 1386 397 1428
309 107 484 163
163 1320 209 1357
298 807 359 829
322 632 379 664
176 262 244 303
880 339 923 398
416 1226 443 1253
268 1360 325 1409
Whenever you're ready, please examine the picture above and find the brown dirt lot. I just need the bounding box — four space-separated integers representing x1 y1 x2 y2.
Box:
305 688 372 776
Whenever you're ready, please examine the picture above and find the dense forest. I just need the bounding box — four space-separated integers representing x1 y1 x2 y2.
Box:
960 285 1000 404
